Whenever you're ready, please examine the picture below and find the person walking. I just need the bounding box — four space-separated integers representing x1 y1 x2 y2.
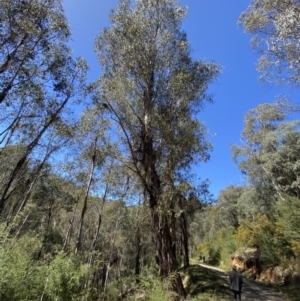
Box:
229 265 243 301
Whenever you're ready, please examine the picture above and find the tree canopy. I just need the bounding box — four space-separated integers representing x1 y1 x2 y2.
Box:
239 0 300 86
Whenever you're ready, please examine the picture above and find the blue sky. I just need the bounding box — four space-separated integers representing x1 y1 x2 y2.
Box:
62 0 298 198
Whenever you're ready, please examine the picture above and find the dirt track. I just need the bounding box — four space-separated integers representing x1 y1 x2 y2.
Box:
199 264 290 301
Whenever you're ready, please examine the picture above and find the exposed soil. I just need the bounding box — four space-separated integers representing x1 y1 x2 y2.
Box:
199 263 290 301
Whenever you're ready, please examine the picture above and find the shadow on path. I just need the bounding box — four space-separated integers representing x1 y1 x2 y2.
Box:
199 263 290 301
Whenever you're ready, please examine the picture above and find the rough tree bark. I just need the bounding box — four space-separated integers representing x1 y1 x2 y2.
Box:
142 124 186 298
179 197 189 269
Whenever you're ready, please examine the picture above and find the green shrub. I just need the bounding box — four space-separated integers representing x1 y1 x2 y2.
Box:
0 235 43 301
0 234 88 301
139 274 177 301
44 251 88 301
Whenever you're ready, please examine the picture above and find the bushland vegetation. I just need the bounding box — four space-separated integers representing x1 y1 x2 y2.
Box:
194 100 300 285
0 0 300 300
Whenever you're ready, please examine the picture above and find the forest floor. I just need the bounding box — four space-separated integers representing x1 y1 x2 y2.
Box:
195 263 292 301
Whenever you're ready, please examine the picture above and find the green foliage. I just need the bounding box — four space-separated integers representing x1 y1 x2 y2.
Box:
276 196 300 243
198 195 300 269
0 232 88 301
194 189 300 273
44 252 88 301
239 0 300 86
232 101 300 204
225 101 300 269
200 195 300 268
196 227 242 269
94 0 219 192
216 185 247 229
0 235 43 301
139 274 177 301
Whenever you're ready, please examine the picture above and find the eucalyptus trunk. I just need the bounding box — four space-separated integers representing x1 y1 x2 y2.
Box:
75 138 98 254
142 128 185 297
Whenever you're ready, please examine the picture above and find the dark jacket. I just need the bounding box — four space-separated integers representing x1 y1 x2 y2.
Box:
229 270 243 292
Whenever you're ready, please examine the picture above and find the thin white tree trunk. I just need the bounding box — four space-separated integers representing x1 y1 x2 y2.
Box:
75 138 97 254
103 209 123 296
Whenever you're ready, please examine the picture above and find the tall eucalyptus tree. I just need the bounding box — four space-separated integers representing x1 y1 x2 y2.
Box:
94 0 219 296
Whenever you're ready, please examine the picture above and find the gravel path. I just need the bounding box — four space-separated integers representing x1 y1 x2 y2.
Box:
199 263 290 301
